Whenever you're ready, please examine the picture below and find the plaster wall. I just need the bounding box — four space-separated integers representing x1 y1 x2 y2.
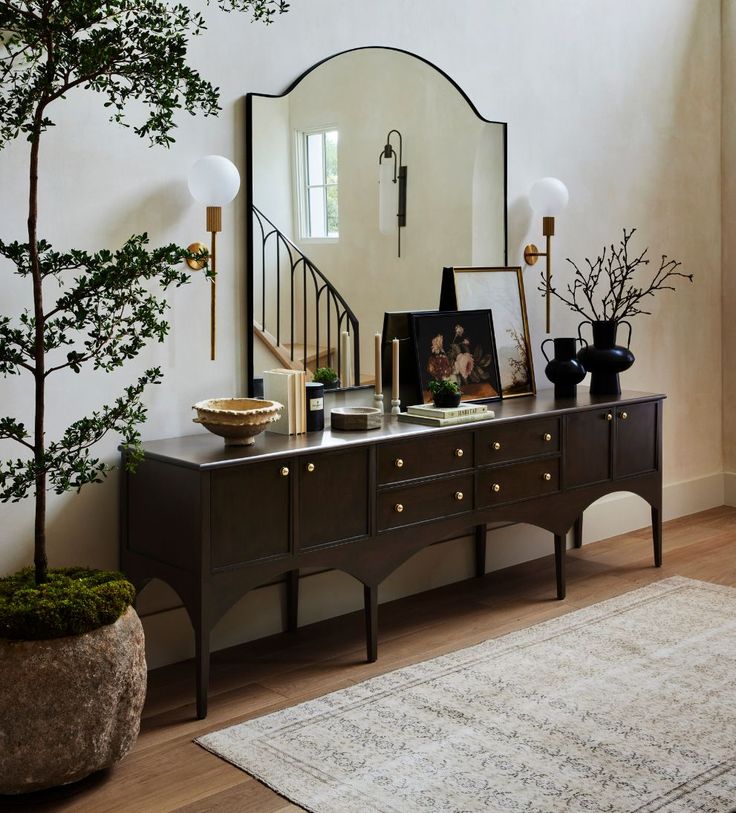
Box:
0 0 723 668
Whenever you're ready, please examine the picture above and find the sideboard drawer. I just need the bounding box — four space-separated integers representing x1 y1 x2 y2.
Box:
378 473 474 531
478 458 560 507
478 418 560 465
378 431 473 484
210 461 291 569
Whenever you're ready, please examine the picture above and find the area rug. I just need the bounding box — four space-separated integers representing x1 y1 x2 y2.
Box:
196 577 736 812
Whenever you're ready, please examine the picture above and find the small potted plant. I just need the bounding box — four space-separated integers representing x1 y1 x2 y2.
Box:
428 379 462 408
313 367 341 390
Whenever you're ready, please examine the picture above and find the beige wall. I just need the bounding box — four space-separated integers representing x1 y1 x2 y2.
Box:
0 0 725 669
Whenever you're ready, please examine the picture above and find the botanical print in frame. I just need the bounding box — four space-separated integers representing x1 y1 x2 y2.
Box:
452 267 536 398
410 309 502 404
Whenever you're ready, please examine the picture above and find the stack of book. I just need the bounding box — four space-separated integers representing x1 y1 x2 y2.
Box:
263 369 307 435
397 402 495 427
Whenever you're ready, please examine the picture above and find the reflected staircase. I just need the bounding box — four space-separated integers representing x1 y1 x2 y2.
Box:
251 206 360 384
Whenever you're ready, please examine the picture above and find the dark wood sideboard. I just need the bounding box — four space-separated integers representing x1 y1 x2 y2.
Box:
120 390 664 718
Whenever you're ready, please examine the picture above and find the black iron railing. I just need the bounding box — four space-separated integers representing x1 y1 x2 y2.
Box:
252 206 360 385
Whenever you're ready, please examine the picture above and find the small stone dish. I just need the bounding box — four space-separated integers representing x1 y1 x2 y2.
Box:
330 406 382 431
193 397 283 446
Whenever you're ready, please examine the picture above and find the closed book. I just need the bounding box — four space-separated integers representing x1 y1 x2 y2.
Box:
263 369 295 434
407 403 489 419
397 410 496 427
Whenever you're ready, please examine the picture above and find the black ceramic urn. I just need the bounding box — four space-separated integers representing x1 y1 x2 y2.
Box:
576 320 635 396
542 337 587 399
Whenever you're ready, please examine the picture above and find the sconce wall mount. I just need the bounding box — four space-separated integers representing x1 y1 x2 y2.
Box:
378 129 407 258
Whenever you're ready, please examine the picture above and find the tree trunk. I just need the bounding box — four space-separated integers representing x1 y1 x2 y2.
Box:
28 117 47 585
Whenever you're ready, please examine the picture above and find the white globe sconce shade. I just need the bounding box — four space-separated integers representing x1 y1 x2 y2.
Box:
188 155 240 206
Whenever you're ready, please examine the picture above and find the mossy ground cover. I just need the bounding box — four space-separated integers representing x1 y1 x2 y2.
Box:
0 568 135 640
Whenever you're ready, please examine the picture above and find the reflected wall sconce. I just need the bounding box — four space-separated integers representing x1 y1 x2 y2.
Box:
187 155 241 360
523 177 569 333
378 129 407 258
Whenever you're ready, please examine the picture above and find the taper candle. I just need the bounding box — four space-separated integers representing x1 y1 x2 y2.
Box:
341 330 351 388
392 338 399 401
374 333 382 396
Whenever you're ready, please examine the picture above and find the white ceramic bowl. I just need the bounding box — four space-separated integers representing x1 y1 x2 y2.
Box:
192 397 283 446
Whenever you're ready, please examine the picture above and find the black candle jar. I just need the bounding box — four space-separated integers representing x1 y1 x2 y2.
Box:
305 382 325 432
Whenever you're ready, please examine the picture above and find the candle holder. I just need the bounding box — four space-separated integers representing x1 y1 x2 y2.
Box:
373 392 384 412
391 398 401 415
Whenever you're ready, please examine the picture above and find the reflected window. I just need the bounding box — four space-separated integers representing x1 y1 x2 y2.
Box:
298 129 339 239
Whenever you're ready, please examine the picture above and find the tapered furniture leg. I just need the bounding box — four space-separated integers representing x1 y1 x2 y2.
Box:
195 625 210 720
286 569 299 632
554 534 566 600
652 504 663 567
364 584 378 663
475 524 486 578
573 514 583 549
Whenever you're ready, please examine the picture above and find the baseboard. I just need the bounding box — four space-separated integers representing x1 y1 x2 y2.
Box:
141 470 727 670
724 472 736 506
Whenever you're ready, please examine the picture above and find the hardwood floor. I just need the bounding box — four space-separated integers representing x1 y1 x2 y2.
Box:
6 506 736 813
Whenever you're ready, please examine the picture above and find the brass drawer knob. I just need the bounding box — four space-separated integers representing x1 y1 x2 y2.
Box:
542 472 552 482
454 491 464 501
306 462 316 473
605 412 613 422
394 503 404 513
394 458 404 469
454 448 464 458
620 411 629 420
491 441 501 451
280 466 290 477
491 483 501 493
543 433 552 442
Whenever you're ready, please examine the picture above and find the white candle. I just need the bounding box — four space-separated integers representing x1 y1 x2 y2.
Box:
392 338 399 401
375 333 382 396
341 331 351 388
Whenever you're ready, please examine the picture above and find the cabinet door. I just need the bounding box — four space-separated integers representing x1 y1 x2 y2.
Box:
564 409 613 488
299 448 369 549
615 402 658 478
210 461 291 569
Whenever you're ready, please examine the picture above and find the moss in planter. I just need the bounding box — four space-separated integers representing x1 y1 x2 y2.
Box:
0 567 135 641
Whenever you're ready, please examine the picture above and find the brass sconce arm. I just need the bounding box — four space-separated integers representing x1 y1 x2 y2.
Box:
524 216 555 333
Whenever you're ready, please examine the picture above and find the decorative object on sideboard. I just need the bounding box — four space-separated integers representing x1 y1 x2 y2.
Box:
410 310 502 405
523 177 569 333
378 129 407 257
374 332 384 412
545 228 692 395
380 313 427 409
331 406 383 431
313 366 341 390
192 398 283 446
541 337 588 399
391 337 402 414
398 401 494 427
305 382 325 432
187 155 241 361
263 369 306 434
440 266 536 398
428 379 462 408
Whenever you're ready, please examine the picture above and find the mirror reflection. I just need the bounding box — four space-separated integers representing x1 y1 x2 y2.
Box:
248 48 507 392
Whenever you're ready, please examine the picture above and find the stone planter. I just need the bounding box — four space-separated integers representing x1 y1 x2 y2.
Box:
0 606 147 794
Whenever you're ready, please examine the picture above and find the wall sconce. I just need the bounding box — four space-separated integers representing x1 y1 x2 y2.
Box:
523 177 569 333
378 129 407 258
187 155 241 360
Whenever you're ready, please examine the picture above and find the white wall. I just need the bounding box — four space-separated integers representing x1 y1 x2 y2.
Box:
0 0 724 669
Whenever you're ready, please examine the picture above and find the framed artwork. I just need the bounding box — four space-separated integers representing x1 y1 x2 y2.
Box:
443 266 536 398
410 309 502 404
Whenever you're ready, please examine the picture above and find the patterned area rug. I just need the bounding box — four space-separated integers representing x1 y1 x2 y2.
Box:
197 577 736 812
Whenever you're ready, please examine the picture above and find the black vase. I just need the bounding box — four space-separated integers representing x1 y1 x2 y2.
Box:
433 390 462 408
541 337 587 399
577 320 635 396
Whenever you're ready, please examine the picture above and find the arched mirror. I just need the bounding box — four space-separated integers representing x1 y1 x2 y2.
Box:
246 47 507 394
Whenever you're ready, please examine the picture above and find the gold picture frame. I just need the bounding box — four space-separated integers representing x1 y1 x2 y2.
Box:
449 266 535 398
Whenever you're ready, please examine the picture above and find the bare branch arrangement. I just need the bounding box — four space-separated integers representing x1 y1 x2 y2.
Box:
540 228 693 322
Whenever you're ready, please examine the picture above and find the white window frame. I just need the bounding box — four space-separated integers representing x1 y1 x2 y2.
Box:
295 126 339 243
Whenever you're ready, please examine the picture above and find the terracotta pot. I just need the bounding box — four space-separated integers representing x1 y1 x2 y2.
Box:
577 320 635 396
0 606 147 794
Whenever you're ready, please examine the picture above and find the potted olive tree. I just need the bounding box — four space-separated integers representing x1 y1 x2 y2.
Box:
0 0 287 794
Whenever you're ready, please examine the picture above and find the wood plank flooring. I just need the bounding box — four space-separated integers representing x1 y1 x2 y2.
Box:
6 506 736 813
